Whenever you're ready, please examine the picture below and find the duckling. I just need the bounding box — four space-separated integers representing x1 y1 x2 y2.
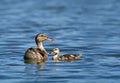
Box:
50 48 82 61
24 33 53 63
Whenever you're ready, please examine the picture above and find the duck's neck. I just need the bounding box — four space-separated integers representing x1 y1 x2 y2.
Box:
37 42 47 54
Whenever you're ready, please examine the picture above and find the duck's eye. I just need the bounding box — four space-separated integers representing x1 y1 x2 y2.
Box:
40 34 44 37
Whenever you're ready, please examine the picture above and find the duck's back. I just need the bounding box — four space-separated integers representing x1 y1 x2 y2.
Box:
58 54 81 61
24 48 47 61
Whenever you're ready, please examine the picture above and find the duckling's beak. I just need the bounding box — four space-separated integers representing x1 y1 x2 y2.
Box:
50 51 54 54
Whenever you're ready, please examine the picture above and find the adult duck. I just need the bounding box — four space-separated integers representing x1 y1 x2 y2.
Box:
24 33 53 62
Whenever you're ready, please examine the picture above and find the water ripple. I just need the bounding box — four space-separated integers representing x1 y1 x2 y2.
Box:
0 0 120 83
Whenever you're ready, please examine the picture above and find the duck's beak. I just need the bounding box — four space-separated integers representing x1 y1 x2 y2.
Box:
46 37 54 42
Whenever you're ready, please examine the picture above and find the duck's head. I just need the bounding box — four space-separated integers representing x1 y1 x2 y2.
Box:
50 48 60 55
35 33 53 43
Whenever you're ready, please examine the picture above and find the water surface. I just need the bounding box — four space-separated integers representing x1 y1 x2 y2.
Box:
0 0 120 83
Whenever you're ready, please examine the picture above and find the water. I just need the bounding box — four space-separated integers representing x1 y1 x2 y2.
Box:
0 0 120 83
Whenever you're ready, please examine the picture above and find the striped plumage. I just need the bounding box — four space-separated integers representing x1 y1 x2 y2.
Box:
51 48 82 61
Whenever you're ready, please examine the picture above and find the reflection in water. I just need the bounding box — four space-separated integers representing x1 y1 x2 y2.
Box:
52 63 60 72
37 62 45 70
24 60 45 70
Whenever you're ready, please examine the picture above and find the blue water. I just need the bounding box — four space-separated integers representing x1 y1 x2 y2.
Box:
0 0 120 83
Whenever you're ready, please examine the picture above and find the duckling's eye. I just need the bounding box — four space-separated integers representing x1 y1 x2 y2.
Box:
54 48 57 51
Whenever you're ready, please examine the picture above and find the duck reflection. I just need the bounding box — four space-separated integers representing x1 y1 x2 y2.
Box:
24 59 45 70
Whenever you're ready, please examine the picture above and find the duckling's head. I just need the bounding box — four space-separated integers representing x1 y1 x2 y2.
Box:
50 48 60 55
35 33 53 43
